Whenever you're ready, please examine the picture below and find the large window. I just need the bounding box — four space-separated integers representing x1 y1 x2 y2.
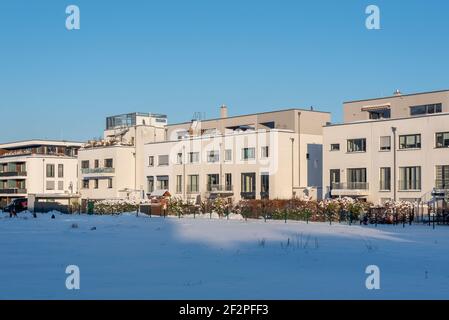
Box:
94 160 99 168
241 173 256 198
261 173 269 199
147 176 154 193
188 175 199 193
380 136 391 151
82 179 89 189
380 167 391 191
176 153 183 164
148 156 154 167
399 134 421 149
176 175 182 193
369 109 391 119
46 164 55 178
156 176 169 190
225 173 232 190
225 150 232 162
108 178 113 189
104 159 113 168
347 168 367 189
81 161 89 169
436 132 449 148
189 152 199 164
207 151 220 163
242 148 256 160
158 155 169 166
347 139 366 153
58 164 64 178
330 169 340 189
436 165 449 189
410 103 442 116
94 179 99 189
399 167 421 191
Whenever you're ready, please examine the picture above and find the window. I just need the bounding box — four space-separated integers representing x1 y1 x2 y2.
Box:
158 155 169 166
330 144 340 151
58 181 64 190
189 152 199 164
380 167 391 191
347 139 366 153
188 175 199 193
82 179 89 189
399 167 421 191
261 146 269 158
207 150 220 163
176 153 183 164
225 150 232 162
369 109 391 119
399 134 421 149
207 174 220 190
241 173 256 199
347 168 367 189
225 173 232 191
81 161 89 169
380 136 391 151
94 160 99 168
410 103 442 116
46 181 55 190
261 173 269 198
176 175 182 193
46 164 55 178
330 169 340 189
157 176 169 190
58 164 64 178
147 176 154 193
94 179 99 189
436 165 449 189
108 178 113 189
148 156 154 167
104 159 113 168
242 148 256 160
436 132 449 148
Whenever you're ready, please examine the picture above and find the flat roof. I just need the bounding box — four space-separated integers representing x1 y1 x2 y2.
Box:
344 89 449 104
325 111 449 128
0 139 84 149
168 107 330 127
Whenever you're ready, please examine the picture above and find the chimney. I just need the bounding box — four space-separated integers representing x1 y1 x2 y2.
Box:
220 105 228 118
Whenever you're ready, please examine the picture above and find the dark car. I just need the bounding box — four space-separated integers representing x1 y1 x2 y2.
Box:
3 198 28 213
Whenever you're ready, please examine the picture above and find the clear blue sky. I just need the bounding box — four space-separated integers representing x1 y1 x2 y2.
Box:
1 0 448 142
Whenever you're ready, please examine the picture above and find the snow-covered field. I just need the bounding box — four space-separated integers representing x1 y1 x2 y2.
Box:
1 211 448 300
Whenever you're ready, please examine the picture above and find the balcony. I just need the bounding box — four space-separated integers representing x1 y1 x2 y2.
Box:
207 184 233 193
186 185 200 194
0 188 27 195
435 180 449 190
331 182 369 197
0 171 27 177
81 168 115 175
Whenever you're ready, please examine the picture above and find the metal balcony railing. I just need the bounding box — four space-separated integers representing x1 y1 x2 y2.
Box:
81 167 115 174
207 184 233 192
435 180 449 190
331 182 369 190
0 188 27 194
0 171 27 177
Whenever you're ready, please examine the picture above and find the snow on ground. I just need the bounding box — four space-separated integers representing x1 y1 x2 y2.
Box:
0 211 448 300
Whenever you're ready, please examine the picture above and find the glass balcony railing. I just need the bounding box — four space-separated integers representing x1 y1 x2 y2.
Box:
207 184 233 192
331 182 369 190
0 171 27 177
435 180 449 190
0 188 27 194
81 168 115 174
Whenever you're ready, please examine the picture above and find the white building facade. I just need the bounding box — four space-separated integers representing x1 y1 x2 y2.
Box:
323 89 449 205
0 140 82 207
144 107 330 202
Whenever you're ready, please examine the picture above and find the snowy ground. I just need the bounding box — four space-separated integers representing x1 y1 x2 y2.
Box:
0 211 448 300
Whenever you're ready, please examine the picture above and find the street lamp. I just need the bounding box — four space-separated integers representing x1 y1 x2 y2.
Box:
290 137 295 198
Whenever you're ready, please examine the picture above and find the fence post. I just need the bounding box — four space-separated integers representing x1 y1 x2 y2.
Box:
433 213 436 230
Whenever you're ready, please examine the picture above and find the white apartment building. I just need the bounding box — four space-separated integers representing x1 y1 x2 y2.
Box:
78 112 167 204
323 89 449 205
144 106 330 202
0 140 82 207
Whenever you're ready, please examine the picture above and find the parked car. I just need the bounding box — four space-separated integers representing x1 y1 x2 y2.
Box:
3 198 28 213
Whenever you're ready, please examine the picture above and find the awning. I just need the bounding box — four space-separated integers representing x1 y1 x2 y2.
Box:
361 105 391 112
